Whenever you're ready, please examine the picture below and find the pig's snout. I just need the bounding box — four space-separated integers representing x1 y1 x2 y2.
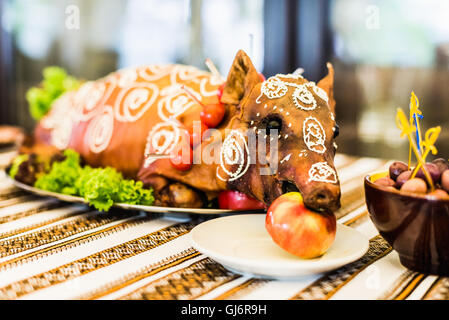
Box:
303 183 341 213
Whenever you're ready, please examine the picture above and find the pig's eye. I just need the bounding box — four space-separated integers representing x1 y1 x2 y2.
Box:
265 117 282 132
333 124 340 138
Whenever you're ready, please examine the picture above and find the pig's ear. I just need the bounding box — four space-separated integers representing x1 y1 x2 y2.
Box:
221 50 262 105
317 63 336 114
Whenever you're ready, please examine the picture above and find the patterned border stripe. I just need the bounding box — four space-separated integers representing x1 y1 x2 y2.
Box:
0 195 41 209
118 257 240 300
80 248 201 300
290 235 392 300
335 156 358 171
0 221 195 299
335 186 366 220
378 270 417 300
212 201 370 300
0 210 140 258
214 279 269 300
0 189 27 201
0 201 68 224
0 208 90 240
392 273 426 300
343 209 369 228
335 160 388 220
422 277 449 300
0 214 154 271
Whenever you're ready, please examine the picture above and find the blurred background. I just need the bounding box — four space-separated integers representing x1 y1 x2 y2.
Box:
1 0 449 161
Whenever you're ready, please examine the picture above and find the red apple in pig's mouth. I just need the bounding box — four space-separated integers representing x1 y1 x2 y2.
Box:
265 192 336 259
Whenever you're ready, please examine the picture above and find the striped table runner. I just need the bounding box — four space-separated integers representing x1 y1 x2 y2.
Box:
0 150 447 300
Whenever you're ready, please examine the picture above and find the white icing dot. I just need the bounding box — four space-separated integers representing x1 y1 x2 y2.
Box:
280 153 292 164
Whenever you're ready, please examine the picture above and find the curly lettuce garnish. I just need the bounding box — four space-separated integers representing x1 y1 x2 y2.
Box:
26 66 80 121
34 149 81 195
76 166 122 212
34 149 154 211
8 154 29 180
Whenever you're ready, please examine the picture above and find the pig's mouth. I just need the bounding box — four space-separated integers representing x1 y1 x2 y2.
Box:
279 179 340 213
281 180 300 194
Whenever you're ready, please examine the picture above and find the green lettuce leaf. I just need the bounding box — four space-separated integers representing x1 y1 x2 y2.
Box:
34 149 82 195
26 66 80 121
8 154 29 180
33 149 154 211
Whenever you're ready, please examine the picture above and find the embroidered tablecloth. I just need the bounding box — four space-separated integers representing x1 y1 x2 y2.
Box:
0 149 446 300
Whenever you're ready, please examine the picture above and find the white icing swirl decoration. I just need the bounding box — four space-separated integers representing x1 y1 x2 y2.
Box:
115 68 138 88
72 81 108 121
42 92 74 129
303 116 326 154
51 116 73 150
200 78 220 97
157 86 200 122
173 65 209 84
114 84 159 122
143 122 181 168
86 106 114 153
138 65 173 82
308 162 338 184
254 73 330 113
217 130 250 182
42 92 76 150
292 85 317 110
313 85 329 103
256 76 288 103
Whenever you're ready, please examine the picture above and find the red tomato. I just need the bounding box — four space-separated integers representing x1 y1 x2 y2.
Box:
169 145 193 171
217 83 226 101
200 103 225 128
186 122 208 147
259 73 266 82
218 190 266 210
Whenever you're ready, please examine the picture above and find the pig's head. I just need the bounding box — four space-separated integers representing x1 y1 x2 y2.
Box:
219 50 340 212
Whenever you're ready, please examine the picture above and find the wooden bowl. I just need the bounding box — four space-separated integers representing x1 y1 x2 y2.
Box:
365 172 449 275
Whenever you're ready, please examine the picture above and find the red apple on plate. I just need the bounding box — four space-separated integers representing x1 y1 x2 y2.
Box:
265 192 336 259
218 190 266 210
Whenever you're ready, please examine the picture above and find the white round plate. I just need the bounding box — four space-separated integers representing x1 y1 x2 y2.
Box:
8 176 264 215
190 214 369 279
